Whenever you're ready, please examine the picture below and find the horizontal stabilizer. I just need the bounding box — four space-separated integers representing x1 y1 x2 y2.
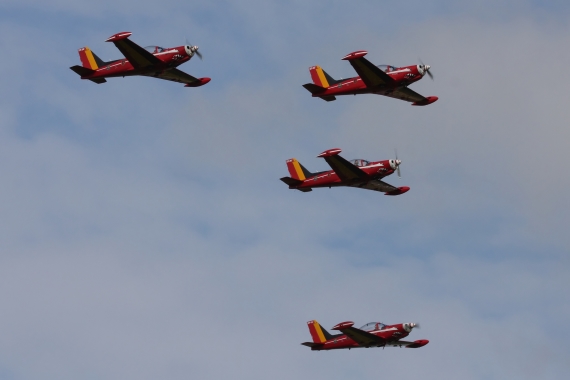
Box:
280 177 303 186
70 65 95 76
301 342 323 348
302 83 326 94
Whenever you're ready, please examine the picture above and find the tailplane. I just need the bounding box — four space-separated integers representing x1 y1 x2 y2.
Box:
69 65 107 84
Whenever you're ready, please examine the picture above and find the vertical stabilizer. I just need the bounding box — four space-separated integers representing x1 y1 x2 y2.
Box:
78 47 105 70
286 158 313 181
309 66 340 88
307 320 334 343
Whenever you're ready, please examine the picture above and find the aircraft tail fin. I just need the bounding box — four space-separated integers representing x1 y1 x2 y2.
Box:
78 47 106 70
286 158 313 181
307 320 334 343
309 65 340 88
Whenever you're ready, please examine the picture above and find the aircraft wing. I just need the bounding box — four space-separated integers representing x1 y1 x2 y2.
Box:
351 179 398 193
321 155 369 182
347 56 395 88
110 37 162 69
340 327 386 347
144 68 200 85
380 86 427 103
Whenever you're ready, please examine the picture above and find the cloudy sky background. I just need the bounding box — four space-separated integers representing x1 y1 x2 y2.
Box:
0 1 569 379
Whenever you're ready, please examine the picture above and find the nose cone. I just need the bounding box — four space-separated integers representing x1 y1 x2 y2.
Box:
389 159 401 170
403 322 417 332
184 45 199 56
418 64 431 76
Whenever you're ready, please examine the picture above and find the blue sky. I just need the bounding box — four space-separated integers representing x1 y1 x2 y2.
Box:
0 1 569 379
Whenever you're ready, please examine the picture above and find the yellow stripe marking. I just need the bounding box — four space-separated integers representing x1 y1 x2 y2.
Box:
314 321 326 343
316 66 329 88
292 159 306 180
85 48 98 69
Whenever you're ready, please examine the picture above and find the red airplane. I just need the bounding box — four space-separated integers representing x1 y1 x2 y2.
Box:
302 320 428 351
303 50 437 105
70 32 210 87
280 148 409 195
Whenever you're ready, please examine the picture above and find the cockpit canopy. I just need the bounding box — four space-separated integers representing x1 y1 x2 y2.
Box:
349 159 370 167
144 46 166 53
376 65 398 72
359 322 386 331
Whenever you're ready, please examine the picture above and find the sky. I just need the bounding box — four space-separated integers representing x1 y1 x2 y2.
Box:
0 1 569 379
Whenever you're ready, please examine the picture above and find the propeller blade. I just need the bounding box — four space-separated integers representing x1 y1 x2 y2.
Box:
394 148 401 178
195 49 203 60
426 69 433 80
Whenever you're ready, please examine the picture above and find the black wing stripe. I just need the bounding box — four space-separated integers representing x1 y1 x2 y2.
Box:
348 57 395 88
323 156 368 182
112 39 161 68
341 327 386 347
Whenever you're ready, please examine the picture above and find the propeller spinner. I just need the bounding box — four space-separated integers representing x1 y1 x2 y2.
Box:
185 39 202 60
418 58 433 80
403 322 420 332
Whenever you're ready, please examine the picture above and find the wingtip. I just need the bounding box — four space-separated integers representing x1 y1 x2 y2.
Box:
384 186 410 196
105 32 132 42
411 96 438 106
317 148 342 158
184 77 211 87
342 50 368 60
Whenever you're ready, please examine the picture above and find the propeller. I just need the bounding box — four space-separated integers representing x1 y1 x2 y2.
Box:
411 322 421 329
394 149 401 178
418 58 433 80
186 38 203 60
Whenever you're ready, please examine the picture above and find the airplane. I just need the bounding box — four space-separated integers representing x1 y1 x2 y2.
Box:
302 320 429 351
302 50 437 105
280 148 409 195
70 32 210 87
